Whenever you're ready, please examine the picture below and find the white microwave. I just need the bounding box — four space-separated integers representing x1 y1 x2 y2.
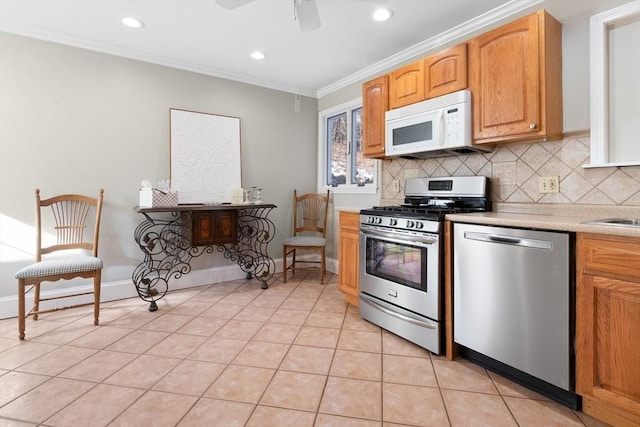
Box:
385 89 490 158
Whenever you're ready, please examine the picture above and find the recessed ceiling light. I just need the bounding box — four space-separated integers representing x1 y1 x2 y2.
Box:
372 8 393 22
122 16 144 29
250 51 266 60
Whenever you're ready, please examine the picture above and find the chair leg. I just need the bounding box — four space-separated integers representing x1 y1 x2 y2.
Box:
282 246 287 283
18 279 26 340
33 282 41 320
93 271 101 326
291 249 296 275
320 248 326 285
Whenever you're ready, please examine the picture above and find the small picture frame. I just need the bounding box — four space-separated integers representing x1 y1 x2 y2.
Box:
231 188 244 204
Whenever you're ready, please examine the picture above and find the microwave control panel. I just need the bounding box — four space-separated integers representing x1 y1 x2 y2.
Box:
445 107 462 144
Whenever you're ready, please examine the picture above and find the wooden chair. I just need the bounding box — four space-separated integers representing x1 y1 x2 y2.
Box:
282 190 330 284
15 189 104 340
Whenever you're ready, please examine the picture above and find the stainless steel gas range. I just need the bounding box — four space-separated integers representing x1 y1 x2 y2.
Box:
358 176 490 354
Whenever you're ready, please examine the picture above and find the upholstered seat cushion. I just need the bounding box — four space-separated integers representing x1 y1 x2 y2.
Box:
283 236 326 247
15 256 103 279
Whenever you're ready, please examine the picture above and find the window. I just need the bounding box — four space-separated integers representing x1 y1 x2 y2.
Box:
587 1 640 167
318 98 378 193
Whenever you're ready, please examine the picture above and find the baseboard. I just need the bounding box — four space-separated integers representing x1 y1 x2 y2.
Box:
0 257 339 320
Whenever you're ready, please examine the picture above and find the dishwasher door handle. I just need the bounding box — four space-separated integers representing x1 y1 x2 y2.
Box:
463 231 553 250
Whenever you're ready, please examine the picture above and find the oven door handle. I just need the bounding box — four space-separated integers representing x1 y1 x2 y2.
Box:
360 294 438 329
360 228 437 246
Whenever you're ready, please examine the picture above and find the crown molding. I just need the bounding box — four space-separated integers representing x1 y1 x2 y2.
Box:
2 0 543 99
0 24 318 98
316 0 544 98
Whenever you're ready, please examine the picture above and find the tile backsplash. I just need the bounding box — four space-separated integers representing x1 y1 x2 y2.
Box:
381 136 640 207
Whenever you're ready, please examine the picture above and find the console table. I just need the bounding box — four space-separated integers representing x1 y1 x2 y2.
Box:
133 204 277 311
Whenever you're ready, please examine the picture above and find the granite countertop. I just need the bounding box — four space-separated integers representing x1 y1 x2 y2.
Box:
334 206 362 213
334 202 640 237
446 203 640 238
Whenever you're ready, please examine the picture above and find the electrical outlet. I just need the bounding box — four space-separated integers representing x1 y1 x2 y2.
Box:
391 179 400 193
538 176 559 193
404 169 419 179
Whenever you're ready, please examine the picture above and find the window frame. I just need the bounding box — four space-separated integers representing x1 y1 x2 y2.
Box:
586 0 640 168
317 97 379 194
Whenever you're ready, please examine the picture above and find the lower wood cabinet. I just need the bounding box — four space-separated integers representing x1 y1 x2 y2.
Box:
338 211 360 306
191 210 237 245
576 233 640 427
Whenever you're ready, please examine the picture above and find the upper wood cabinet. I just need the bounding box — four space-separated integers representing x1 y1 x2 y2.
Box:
469 10 562 145
425 43 468 99
362 74 388 158
389 43 468 110
388 59 425 109
576 233 640 427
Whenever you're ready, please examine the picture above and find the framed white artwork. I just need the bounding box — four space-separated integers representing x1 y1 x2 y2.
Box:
170 108 241 204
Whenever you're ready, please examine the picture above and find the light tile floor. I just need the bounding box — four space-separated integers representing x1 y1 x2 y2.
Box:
0 272 611 427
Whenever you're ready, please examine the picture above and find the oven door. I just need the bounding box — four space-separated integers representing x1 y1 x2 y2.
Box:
359 224 440 321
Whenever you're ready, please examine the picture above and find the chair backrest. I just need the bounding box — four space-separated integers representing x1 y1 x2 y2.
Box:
35 189 104 261
292 190 330 238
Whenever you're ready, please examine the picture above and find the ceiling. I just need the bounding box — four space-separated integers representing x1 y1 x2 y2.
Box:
0 0 629 98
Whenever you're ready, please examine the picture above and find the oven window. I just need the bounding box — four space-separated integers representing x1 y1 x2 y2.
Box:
392 121 432 146
364 236 427 291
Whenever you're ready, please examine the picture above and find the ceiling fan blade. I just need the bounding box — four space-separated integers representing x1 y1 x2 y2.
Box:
295 0 321 32
215 0 255 10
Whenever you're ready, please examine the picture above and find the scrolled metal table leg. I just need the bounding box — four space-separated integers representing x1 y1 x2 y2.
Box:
133 205 278 308
132 211 193 311
218 206 277 289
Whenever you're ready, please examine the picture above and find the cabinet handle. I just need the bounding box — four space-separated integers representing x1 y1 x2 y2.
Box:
529 123 537 129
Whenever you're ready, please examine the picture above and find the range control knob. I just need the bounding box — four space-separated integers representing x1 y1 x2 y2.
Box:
375 217 382 225
406 220 415 228
389 218 398 226
415 221 424 229
367 216 374 224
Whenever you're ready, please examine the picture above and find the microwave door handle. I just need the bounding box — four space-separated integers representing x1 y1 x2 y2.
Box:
438 109 446 146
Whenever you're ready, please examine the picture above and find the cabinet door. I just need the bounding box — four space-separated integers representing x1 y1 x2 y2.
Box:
576 233 640 426
362 75 388 158
425 43 468 99
216 210 237 243
192 212 215 245
469 11 552 144
191 210 238 245
389 59 425 109
338 212 360 306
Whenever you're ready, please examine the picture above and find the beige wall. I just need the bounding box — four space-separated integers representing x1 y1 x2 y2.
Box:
0 33 318 316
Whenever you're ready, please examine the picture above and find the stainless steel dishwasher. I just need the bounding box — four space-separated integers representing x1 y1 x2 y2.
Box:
453 223 578 409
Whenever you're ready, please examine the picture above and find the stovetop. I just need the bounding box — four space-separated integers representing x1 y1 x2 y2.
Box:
360 176 491 231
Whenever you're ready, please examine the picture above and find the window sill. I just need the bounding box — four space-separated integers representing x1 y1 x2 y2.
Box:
583 161 640 168
319 185 378 195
